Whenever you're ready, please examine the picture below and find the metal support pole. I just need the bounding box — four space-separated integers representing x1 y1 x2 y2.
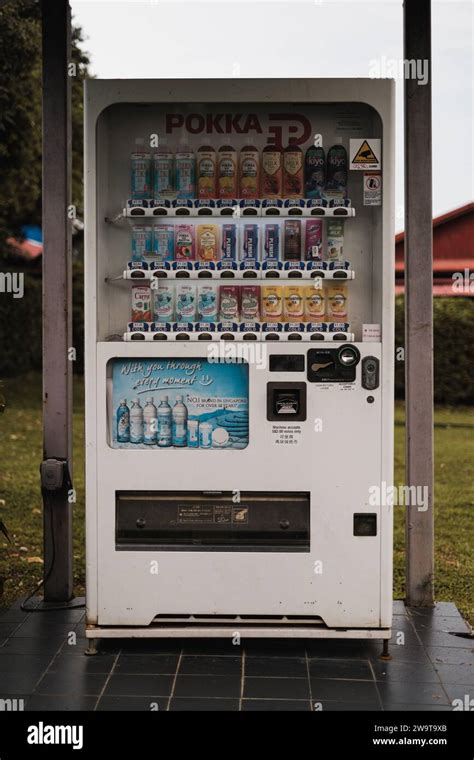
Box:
404 0 434 606
41 0 73 602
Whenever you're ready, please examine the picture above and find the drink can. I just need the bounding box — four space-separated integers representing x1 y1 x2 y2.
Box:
263 223 280 262
241 224 259 264
304 220 323 262
221 224 237 262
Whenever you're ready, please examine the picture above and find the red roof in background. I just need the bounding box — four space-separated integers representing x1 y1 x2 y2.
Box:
396 202 473 296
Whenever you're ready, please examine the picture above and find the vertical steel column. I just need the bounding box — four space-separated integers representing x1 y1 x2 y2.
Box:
41 0 73 602
404 0 434 606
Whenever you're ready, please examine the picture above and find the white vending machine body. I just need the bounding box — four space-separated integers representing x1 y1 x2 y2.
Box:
84 79 394 639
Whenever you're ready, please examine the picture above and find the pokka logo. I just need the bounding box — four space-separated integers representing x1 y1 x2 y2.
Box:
166 112 312 148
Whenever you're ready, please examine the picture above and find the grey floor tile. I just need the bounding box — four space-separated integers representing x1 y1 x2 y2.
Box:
426 646 474 666
393 601 408 614
26 694 97 711
1 637 70 656
35 671 108 696
13 619 75 638
0 654 52 677
242 699 311 711
305 640 374 659
178 656 241 676
377 681 450 706
370 645 431 664
96 696 168 711
181 640 240 656
407 603 463 618
434 664 474 685
173 675 241 699
384 703 452 711
243 640 307 657
0 673 43 695
415 631 473 648
442 683 474 705
318 700 381 711
48 652 117 674
371 659 441 683
117 639 181 655
310 678 379 703
0 622 23 637
243 676 310 700
308 657 373 681
115 654 179 675
103 674 174 697
169 697 239 711
411 615 470 634
0 609 31 624
245 656 307 678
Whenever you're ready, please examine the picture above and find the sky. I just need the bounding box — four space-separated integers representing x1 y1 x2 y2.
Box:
71 0 473 231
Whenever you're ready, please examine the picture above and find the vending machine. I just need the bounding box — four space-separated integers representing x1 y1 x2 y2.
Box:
84 79 395 643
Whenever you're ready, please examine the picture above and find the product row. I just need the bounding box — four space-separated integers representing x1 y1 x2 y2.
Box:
131 139 347 202
131 282 348 325
116 396 248 449
129 219 345 268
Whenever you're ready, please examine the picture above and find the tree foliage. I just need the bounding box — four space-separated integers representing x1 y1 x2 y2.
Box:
0 0 90 250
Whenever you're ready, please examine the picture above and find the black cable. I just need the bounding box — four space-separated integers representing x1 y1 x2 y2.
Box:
20 484 85 612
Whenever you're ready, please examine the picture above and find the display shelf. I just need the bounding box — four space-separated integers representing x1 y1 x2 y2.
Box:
119 199 356 219
115 266 355 281
122 324 353 342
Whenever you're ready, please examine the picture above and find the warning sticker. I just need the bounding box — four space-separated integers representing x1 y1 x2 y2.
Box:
350 138 381 171
363 172 382 206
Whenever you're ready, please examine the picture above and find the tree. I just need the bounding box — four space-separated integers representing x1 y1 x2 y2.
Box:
0 0 91 252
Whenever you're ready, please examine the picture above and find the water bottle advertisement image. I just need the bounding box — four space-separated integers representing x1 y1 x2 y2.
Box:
110 357 249 449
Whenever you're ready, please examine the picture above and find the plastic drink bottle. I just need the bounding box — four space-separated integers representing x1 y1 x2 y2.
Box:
217 142 238 198
153 137 174 199
197 138 217 199
157 396 172 447
175 138 196 199
143 397 158 444
172 395 188 447
304 145 325 199
239 138 260 199
116 399 130 443
129 398 144 444
283 139 304 199
261 143 282 199
131 137 152 200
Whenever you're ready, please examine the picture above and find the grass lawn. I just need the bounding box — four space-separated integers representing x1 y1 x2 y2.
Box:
0 373 473 625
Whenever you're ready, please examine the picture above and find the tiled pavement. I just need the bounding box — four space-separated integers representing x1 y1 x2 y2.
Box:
0 599 472 711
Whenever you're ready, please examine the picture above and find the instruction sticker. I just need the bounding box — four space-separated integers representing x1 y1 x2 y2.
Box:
350 138 381 171
363 172 382 206
272 424 302 446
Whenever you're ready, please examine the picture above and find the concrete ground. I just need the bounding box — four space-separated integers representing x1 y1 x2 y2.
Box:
0 600 472 711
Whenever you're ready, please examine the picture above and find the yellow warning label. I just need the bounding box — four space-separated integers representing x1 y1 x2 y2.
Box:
352 140 379 164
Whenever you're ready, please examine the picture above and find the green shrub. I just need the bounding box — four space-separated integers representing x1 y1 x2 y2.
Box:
395 296 474 404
